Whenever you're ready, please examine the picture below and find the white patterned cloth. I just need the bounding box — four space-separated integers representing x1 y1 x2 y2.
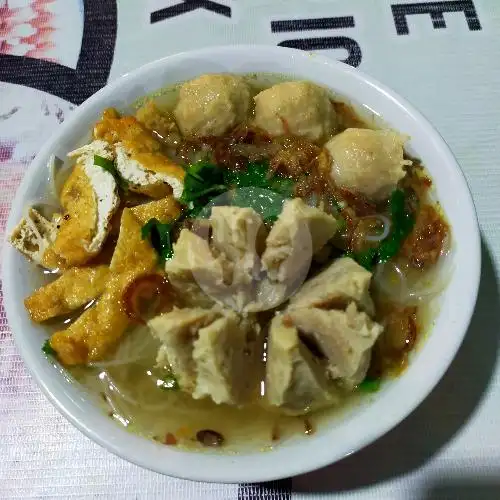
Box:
1 1 500 498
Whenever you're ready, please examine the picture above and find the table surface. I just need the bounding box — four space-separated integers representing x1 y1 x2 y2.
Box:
1 1 500 498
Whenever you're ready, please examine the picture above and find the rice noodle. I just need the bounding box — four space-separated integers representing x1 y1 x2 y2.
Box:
304 193 320 208
90 323 183 413
373 242 454 306
363 214 391 242
89 325 158 369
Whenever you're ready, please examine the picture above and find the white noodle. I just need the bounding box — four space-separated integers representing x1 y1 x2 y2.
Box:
373 244 454 306
363 214 392 242
90 326 158 369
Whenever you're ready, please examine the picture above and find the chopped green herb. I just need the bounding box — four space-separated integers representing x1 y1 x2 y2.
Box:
42 339 56 356
336 216 347 233
231 187 286 223
157 372 179 391
94 154 115 172
358 377 381 393
221 161 295 222
377 189 415 263
141 218 174 261
268 175 295 198
223 161 268 189
345 189 415 270
331 197 344 212
179 160 295 223
93 155 129 191
355 247 378 271
224 161 295 198
180 161 226 205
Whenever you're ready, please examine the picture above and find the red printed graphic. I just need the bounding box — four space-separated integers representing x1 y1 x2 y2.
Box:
0 1 57 62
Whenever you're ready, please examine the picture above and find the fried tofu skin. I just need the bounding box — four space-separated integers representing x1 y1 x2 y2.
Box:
94 109 185 199
25 266 110 323
50 164 98 265
9 208 59 267
130 196 181 225
49 209 161 365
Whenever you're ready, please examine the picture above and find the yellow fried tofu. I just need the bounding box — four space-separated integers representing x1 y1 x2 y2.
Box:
51 164 97 265
9 208 58 267
49 209 160 365
49 272 133 365
41 246 67 270
115 148 185 199
109 208 159 275
93 109 185 199
94 109 161 153
24 266 110 323
130 196 181 225
50 142 120 266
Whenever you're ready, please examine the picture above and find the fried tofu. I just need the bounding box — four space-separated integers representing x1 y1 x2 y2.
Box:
93 109 185 199
114 144 184 199
9 208 58 266
49 209 160 365
130 196 181 225
24 266 110 323
51 146 119 266
109 208 159 275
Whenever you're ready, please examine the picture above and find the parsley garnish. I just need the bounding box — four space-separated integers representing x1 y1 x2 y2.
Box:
158 372 179 391
94 155 129 191
358 377 381 393
141 218 174 262
223 161 295 221
231 188 287 223
94 154 115 172
180 161 226 205
346 189 415 271
377 189 415 263
42 339 56 356
224 161 295 197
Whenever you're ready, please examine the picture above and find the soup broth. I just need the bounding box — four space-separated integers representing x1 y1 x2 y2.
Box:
13 73 450 451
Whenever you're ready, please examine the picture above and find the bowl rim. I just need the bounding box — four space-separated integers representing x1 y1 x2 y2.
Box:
1 44 481 483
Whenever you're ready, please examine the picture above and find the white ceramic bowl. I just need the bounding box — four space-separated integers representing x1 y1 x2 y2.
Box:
2 45 480 483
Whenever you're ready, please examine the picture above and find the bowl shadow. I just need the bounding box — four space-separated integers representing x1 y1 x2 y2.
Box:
421 476 500 500
288 236 499 494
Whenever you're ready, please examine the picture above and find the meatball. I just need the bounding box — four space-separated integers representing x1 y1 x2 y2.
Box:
174 74 251 137
325 128 411 201
253 81 336 142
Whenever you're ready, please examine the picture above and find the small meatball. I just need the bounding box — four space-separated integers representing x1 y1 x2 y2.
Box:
325 128 411 201
174 74 251 137
253 81 336 142
135 100 181 148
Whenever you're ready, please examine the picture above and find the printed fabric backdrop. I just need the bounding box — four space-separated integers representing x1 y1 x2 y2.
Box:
1 1 500 499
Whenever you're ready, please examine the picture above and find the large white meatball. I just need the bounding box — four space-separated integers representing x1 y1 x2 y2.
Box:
325 128 411 201
174 74 251 137
253 81 336 142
